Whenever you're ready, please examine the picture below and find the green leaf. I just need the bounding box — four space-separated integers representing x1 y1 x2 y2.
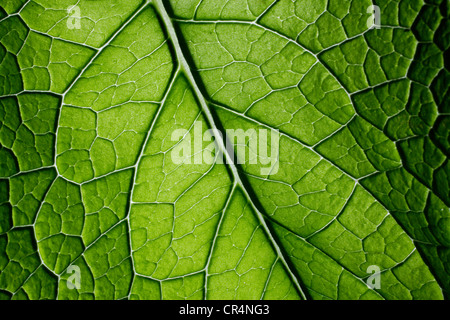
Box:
0 0 448 300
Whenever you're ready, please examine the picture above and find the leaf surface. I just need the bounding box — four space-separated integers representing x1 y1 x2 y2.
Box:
0 0 448 300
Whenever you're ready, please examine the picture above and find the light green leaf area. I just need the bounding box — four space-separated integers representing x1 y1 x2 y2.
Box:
0 0 448 300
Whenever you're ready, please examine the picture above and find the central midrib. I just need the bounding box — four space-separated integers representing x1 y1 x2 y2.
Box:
153 0 309 300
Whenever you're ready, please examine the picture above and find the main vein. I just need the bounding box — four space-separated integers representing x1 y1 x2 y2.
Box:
153 0 308 300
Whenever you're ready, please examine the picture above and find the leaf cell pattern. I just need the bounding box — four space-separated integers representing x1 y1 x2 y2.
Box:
0 0 449 300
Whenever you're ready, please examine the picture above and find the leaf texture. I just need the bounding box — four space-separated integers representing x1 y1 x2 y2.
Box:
0 0 449 300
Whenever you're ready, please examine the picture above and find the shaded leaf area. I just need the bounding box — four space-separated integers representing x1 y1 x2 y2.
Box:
0 0 448 300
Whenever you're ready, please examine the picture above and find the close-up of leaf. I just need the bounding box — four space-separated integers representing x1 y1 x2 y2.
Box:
0 0 449 301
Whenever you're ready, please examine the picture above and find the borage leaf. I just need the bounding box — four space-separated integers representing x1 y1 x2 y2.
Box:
0 0 448 300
